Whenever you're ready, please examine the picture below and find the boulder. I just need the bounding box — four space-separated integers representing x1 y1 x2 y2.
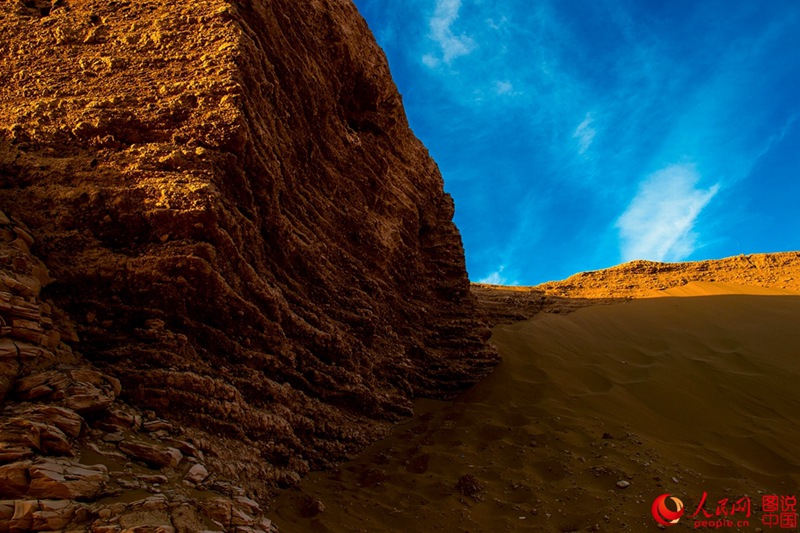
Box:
96 409 140 432
234 495 261 516
63 369 122 413
201 497 232 526
0 447 33 463
31 499 80 531
27 459 108 500
184 463 208 485
118 440 183 469
9 499 38 531
142 420 173 433
0 461 32 498
25 405 83 438
13 368 121 413
0 418 41 452
0 499 14 522
14 371 69 401
0 406 82 458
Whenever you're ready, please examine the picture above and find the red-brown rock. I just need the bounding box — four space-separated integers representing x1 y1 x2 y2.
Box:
30 499 79 531
0 461 32 499
14 368 120 413
24 405 83 439
0 500 13 527
27 459 109 500
95 409 140 433
184 463 209 485
118 440 183 470
0 0 498 498
0 405 82 458
9 499 38 532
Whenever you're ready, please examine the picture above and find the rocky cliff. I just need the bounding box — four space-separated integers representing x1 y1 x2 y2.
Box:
0 0 498 530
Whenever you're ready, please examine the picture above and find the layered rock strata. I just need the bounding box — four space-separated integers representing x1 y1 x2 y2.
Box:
0 211 277 531
0 0 498 523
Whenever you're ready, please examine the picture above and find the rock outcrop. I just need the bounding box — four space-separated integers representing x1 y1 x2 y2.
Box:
0 0 498 529
0 212 278 531
473 252 800 325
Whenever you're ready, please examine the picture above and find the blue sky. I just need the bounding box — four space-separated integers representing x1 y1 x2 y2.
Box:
352 0 800 285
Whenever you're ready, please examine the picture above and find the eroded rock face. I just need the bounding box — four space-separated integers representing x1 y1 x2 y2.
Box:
0 0 497 512
0 212 283 531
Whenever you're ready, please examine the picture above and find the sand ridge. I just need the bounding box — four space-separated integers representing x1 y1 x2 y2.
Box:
650 280 800 297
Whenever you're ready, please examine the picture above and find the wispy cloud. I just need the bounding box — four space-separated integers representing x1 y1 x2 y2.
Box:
752 112 799 169
573 113 596 155
422 0 475 67
617 164 720 262
477 265 515 285
355 0 800 284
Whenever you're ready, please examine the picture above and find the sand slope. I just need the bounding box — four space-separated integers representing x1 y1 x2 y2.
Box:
274 282 800 531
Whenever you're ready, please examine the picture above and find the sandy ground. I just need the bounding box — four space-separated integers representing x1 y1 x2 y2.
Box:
272 282 800 532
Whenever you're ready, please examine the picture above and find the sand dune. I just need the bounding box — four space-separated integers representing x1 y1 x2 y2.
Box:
274 282 800 531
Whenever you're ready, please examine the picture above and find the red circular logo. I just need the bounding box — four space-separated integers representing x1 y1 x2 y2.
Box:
652 493 685 526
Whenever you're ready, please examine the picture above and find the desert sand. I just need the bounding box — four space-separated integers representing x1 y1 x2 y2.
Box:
273 279 800 532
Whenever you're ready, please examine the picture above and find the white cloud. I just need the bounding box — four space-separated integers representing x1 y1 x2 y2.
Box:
616 164 720 262
478 265 509 285
573 113 596 154
424 0 475 66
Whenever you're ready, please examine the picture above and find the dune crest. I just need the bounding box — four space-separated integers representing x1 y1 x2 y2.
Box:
656 280 800 297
